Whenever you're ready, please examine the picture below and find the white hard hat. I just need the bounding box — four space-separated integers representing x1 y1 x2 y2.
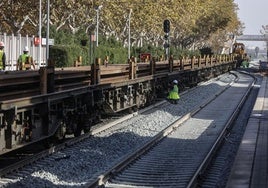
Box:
0 41 4 47
24 46 29 51
173 80 178 84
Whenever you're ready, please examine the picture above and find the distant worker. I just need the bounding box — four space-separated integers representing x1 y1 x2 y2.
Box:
17 46 35 70
242 53 250 68
0 41 6 71
167 79 180 104
242 59 249 68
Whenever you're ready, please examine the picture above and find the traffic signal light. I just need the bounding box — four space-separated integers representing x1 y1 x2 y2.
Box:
163 19 170 33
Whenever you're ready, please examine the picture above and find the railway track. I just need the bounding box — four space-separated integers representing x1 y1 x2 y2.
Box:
200 73 261 187
87 71 255 188
0 109 142 177
0 72 247 187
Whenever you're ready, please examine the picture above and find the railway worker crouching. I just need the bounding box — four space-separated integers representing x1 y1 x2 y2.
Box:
17 46 35 70
0 41 6 71
167 79 180 104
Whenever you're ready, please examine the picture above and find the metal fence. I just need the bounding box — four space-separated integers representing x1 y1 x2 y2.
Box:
0 33 47 71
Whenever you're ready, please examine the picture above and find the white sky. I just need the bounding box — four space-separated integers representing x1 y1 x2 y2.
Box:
234 0 268 49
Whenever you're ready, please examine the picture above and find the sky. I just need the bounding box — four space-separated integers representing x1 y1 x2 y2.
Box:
234 0 268 49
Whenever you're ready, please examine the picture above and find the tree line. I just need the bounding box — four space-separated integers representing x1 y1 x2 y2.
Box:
0 0 243 53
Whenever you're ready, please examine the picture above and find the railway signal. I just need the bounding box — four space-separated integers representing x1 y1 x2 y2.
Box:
163 19 170 60
163 19 170 33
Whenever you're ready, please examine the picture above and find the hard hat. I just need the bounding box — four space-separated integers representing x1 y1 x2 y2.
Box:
24 46 29 51
173 80 178 84
0 41 4 47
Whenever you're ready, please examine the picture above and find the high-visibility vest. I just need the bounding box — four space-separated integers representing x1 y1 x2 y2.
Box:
18 54 30 63
167 85 180 100
0 50 3 69
18 54 31 70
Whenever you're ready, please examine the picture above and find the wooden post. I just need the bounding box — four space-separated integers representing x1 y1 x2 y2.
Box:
129 58 133 79
129 57 137 79
150 57 156 75
104 56 109 66
198 56 201 68
210 55 214 66
181 57 184 70
91 58 101 85
191 56 195 69
39 67 47 94
134 57 137 79
205 55 209 67
215 55 218 64
74 56 82 67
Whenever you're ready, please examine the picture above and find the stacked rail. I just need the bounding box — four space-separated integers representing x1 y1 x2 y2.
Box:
0 55 235 102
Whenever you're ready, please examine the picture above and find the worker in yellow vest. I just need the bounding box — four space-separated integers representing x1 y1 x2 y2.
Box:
0 41 6 71
17 46 35 70
167 79 180 104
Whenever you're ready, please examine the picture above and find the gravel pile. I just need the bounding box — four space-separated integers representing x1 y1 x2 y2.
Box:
1 73 236 188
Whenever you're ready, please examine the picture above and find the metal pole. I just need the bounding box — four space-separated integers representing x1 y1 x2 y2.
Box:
96 9 99 47
39 0 42 68
95 5 102 47
166 34 170 61
89 33 91 65
46 0 50 66
128 9 132 59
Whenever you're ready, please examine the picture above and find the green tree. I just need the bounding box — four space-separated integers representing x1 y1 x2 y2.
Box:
0 0 243 54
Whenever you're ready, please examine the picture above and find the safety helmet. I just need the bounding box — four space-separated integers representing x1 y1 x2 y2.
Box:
0 41 4 47
173 80 178 84
24 46 29 52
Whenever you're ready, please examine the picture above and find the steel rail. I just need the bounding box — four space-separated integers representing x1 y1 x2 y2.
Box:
186 71 257 188
85 73 239 188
